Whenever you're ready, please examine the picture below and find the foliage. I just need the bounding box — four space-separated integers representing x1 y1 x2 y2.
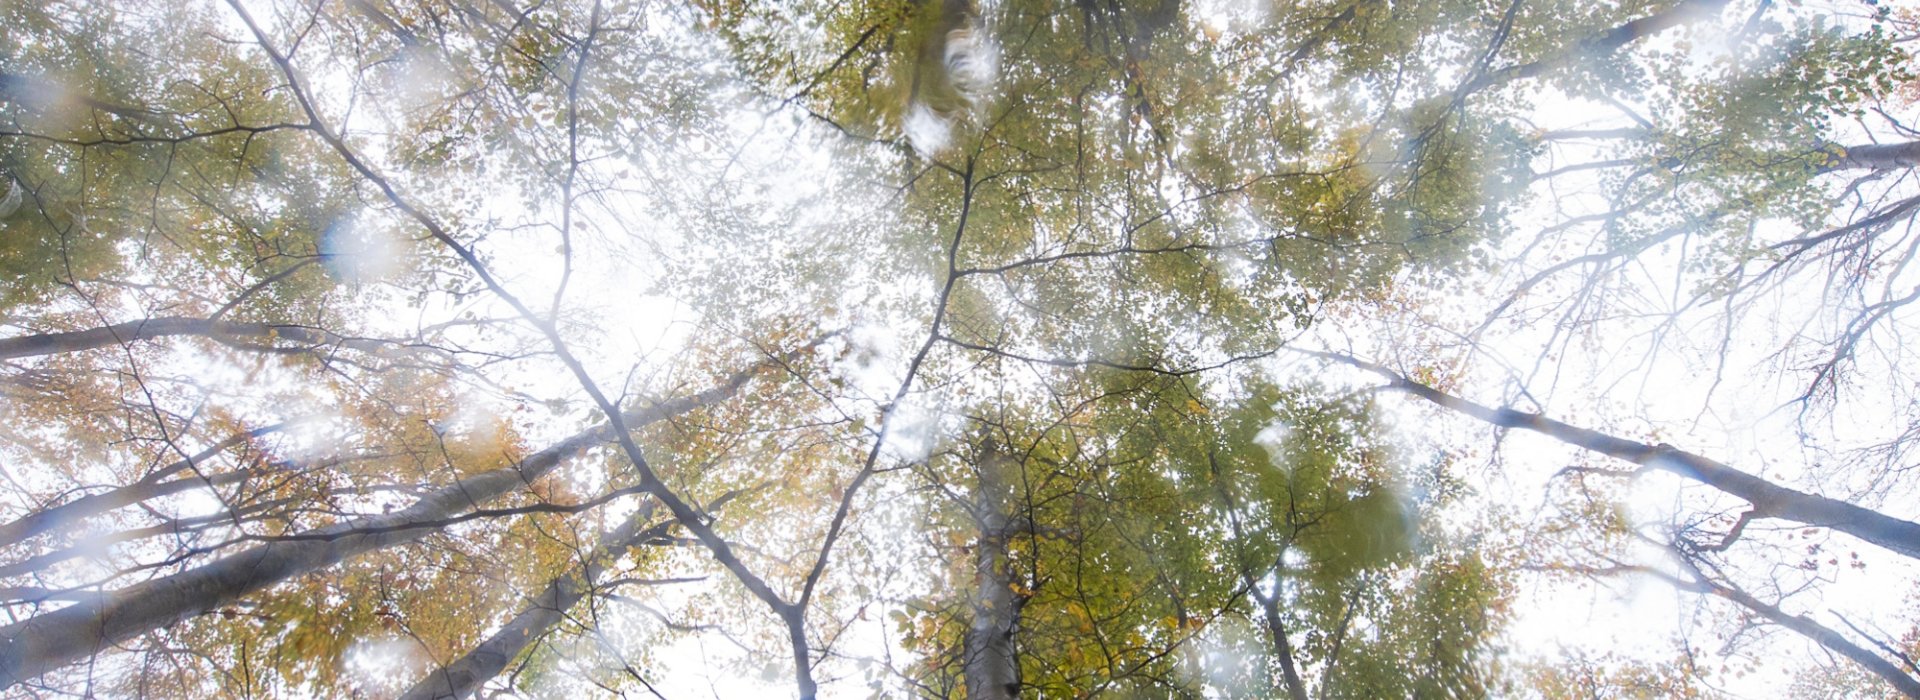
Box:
0 0 1915 698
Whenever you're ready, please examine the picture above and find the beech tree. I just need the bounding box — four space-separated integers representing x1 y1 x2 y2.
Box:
0 0 1913 698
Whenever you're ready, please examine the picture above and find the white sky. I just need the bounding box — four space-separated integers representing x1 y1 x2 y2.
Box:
9 0 1919 697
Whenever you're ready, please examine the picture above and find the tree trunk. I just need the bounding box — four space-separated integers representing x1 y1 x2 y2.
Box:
1626 557 1920 699
0 316 428 360
1319 351 1920 560
0 429 271 549
1699 575 1920 698
0 367 761 689
964 443 1020 700
1828 141 1920 172
399 503 667 700
1465 0 1728 92
1253 586 1311 700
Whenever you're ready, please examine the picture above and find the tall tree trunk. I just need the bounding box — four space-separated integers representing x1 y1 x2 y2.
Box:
1463 0 1729 93
1213 452 1311 700
1616 556 1920 698
964 443 1020 700
1316 351 1920 560
0 317 428 360
1827 140 1920 171
0 427 278 549
1694 573 1920 698
0 366 764 689
1251 581 1310 700
401 482 761 700
399 502 667 700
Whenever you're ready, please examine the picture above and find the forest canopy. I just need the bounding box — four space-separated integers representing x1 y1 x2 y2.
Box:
1 0 1918 697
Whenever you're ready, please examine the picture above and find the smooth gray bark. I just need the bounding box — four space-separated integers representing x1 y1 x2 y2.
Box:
0 425 290 549
964 444 1020 700
1464 0 1729 92
0 366 762 689
1215 468 1310 700
0 317 425 360
399 483 758 700
1829 140 1920 172
1252 583 1310 700
1700 576 1920 698
398 503 664 700
1316 351 1920 560
1624 559 1920 698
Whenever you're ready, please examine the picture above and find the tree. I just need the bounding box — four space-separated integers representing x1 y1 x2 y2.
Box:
0 0 1913 697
